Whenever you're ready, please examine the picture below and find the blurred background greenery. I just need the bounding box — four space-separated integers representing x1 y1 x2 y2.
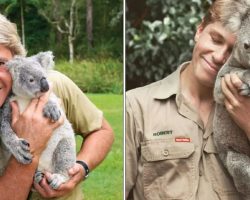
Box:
126 0 212 90
0 1 123 200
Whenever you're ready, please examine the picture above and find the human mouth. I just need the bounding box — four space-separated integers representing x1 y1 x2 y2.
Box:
203 58 219 74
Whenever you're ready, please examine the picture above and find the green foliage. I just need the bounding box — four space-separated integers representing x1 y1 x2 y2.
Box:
75 94 123 200
55 59 123 94
0 0 123 61
126 0 212 90
76 0 123 60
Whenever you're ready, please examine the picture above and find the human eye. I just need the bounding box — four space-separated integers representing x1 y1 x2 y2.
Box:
0 59 7 66
210 31 224 44
211 35 223 44
0 61 5 66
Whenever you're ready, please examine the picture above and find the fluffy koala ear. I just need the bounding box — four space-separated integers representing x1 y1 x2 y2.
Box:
5 56 24 70
31 51 54 70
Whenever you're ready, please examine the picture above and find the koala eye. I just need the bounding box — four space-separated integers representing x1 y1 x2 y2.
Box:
29 78 34 83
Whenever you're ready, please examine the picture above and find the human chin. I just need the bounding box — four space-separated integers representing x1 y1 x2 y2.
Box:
196 62 217 87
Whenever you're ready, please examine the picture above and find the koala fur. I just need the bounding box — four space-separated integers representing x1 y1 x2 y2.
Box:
213 0 250 198
0 51 76 189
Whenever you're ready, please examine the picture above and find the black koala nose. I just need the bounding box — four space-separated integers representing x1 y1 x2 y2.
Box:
40 77 49 92
244 42 250 50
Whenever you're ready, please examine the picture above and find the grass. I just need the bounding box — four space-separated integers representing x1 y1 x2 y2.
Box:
75 94 123 200
55 59 123 94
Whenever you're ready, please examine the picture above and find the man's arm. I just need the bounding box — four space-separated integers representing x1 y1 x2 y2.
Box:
0 90 61 200
0 157 40 200
77 118 114 171
34 118 114 198
125 93 140 199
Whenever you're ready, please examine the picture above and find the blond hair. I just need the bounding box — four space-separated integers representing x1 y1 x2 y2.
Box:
0 14 26 56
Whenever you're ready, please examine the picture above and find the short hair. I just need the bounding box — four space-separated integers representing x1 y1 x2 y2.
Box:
0 14 26 56
202 0 224 27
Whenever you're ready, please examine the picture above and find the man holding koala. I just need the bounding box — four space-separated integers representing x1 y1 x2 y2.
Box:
126 0 250 199
0 13 114 200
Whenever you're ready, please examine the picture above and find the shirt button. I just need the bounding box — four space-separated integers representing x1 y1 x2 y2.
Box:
163 149 169 156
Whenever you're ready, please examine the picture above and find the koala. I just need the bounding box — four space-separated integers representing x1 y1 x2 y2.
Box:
213 0 250 198
0 51 76 189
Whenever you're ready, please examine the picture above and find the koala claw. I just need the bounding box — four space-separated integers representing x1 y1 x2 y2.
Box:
34 171 44 184
11 138 32 164
43 104 61 121
21 139 30 150
48 173 67 189
239 83 250 96
15 150 32 164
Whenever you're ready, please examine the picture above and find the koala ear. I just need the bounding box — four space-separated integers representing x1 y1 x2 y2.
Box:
31 51 54 70
5 56 24 70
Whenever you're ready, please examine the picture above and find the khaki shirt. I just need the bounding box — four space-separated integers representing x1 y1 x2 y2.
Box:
29 70 103 200
126 63 241 200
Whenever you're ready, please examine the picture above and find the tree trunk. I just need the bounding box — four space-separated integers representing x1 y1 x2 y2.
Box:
53 0 63 44
68 0 76 63
20 0 25 48
86 0 93 48
68 35 74 64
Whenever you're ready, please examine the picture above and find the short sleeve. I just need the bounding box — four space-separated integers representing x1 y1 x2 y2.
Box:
48 70 103 137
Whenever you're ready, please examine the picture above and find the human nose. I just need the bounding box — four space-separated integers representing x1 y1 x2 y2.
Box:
212 47 229 65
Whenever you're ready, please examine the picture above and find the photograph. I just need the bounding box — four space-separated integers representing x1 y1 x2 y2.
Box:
126 0 250 199
1 0 250 199
0 0 122 200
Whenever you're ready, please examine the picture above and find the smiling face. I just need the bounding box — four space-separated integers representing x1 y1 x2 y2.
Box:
190 22 236 88
0 45 12 106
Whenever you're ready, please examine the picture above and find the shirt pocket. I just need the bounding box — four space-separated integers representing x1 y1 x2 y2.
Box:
203 135 241 198
141 139 195 200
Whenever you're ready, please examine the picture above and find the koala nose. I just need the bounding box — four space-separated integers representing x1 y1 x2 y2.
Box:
40 77 49 92
244 42 250 50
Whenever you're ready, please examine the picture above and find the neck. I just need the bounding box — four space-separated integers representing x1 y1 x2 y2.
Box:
181 63 214 104
180 64 214 126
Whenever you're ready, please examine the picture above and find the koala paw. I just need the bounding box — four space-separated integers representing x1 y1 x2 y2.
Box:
43 102 61 121
34 170 44 184
11 138 32 164
47 173 67 189
239 83 250 96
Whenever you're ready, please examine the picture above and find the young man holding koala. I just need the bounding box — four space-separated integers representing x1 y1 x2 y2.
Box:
0 14 114 200
126 0 250 199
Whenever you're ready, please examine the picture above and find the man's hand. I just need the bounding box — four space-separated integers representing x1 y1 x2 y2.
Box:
11 88 63 158
221 73 250 139
33 163 85 198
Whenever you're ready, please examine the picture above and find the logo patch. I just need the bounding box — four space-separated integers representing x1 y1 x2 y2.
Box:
175 137 191 142
153 130 173 136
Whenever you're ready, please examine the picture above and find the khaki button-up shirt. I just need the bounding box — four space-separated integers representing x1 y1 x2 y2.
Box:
126 63 241 200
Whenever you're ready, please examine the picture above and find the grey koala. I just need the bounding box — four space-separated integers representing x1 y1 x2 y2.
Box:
213 0 250 198
0 51 76 189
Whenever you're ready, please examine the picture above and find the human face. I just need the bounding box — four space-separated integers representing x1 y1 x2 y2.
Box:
191 22 236 88
0 45 13 106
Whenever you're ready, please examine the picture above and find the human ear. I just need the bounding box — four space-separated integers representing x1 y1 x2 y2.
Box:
194 23 204 42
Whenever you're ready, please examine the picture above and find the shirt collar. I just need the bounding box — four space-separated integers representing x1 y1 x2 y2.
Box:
153 62 190 100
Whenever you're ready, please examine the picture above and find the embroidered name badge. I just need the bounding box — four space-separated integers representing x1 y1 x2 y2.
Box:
175 137 191 142
153 130 173 136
